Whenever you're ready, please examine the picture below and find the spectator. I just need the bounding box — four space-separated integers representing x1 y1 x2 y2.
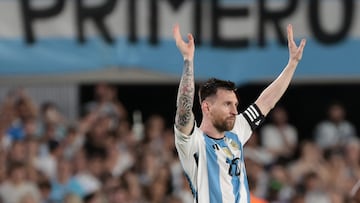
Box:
146 179 168 203
37 122 60 157
267 164 295 202
0 90 18 136
173 173 193 203
248 175 269 203
288 140 328 185
14 90 38 123
38 179 51 203
244 154 269 199
323 148 349 193
137 149 160 186
7 89 38 141
64 193 83 203
37 102 66 140
142 114 166 152
290 193 305 203
23 138 42 183
314 101 357 150
84 83 127 124
116 119 137 150
260 106 298 164
120 169 144 203
0 148 7 183
83 191 105 203
162 128 185 193
302 172 331 203
7 140 27 162
86 152 107 181
62 126 84 160
106 184 129 203
104 131 134 178
72 149 101 196
329 190 346 203
34 140 63 179
99 172 119 199
245 131 274 166
0 123 12 152
18 193 38 203
0 161 41 203
82 116 109 159
49 158 85 202
22 117 39 139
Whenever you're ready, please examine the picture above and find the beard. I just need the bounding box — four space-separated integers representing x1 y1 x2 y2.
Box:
212 116 235 132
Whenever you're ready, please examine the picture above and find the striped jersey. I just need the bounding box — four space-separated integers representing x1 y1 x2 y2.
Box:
174 104 264 203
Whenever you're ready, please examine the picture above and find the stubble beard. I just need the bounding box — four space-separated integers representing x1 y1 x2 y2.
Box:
213 117 235 132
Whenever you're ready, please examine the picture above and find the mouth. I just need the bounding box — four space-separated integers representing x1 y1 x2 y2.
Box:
226 118 235 125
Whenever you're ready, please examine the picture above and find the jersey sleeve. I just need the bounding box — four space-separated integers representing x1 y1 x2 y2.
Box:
232 104 265 144
241 103 265 131
174 123 199 158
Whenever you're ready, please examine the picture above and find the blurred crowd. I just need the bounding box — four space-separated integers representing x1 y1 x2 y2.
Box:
0 83 359 203
246 103 359 203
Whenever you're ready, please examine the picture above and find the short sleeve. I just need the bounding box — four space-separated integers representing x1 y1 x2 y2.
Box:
242 103 265 131
232 104 265 144
174 123 199 158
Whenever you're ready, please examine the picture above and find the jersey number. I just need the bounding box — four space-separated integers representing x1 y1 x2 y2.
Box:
227 157 241 177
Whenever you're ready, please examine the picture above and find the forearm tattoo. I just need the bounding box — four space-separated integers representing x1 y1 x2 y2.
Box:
175 60 195 129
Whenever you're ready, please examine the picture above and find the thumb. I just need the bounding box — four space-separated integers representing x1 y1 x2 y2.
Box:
296 38 306 60
187 33 194 44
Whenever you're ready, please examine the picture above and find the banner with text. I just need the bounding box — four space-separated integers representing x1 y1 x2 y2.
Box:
0 0 359 83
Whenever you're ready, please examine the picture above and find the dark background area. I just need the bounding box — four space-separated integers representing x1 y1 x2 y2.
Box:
80 82 360 141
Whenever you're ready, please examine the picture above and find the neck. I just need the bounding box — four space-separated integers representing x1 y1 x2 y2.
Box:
200 121 225 139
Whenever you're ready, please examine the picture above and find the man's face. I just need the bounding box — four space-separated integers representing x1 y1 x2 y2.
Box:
206 89 238 132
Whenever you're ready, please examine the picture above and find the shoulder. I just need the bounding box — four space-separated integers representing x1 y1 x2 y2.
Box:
174 123 202 142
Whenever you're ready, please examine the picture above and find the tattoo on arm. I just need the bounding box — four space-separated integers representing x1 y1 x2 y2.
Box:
175 60 195 129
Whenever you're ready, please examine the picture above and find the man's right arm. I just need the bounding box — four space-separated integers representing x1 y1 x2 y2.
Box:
175 59 195 135
173 24 195 135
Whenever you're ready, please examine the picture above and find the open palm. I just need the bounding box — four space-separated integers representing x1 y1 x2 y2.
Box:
173 24 195 61
287 24 306 62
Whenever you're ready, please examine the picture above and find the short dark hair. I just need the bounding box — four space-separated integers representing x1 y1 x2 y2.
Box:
198 78 237 103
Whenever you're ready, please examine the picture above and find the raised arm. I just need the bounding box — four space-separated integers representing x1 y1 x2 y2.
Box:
174 24 195 135
255 24 306 116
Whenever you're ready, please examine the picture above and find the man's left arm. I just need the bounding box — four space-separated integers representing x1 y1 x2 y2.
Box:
255 24 306 116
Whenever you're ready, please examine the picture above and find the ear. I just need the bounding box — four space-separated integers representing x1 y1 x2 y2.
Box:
201 101 210 114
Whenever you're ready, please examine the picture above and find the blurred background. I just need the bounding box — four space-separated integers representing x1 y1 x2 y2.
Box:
0 0 359 202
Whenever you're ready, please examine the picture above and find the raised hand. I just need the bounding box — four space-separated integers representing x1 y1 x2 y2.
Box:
173 24 195 61
287 24 306 63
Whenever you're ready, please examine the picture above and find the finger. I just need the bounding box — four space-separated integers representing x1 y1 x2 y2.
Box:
299 38 306 50
187 33 194 45
287 24 294 45
173 24 182 42
296 38 307 60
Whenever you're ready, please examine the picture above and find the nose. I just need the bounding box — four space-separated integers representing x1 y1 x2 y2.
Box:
231 105 238 115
